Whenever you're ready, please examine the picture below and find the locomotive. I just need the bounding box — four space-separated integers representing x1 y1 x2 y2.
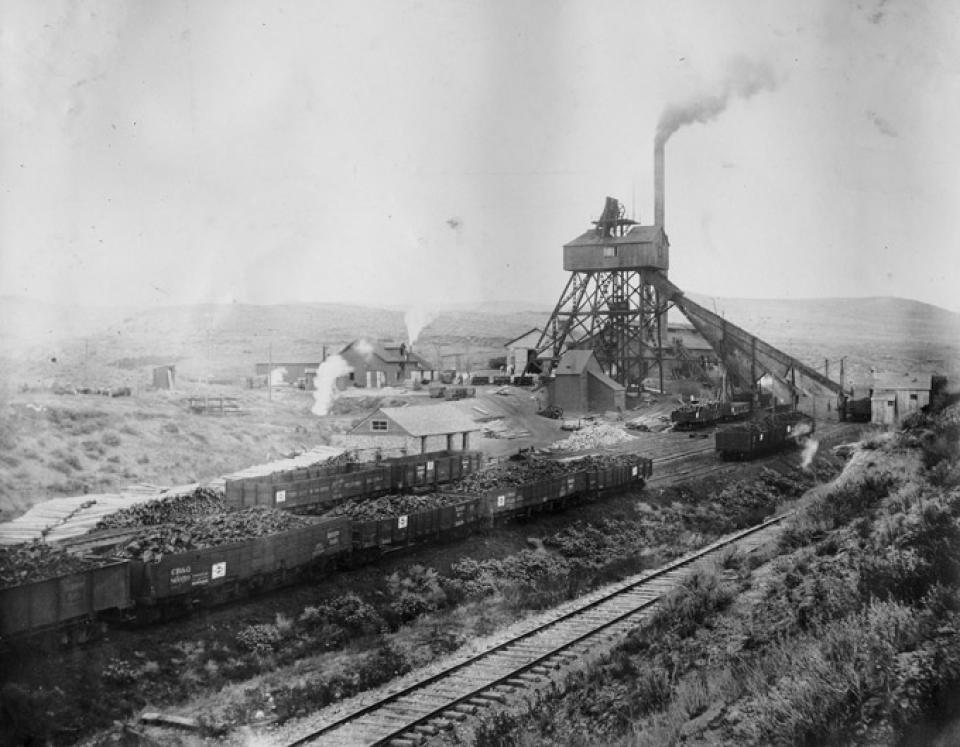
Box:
0 451 652 647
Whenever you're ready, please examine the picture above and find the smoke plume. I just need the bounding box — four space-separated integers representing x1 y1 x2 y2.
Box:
656 57 778 147
311 354 352 416
404 306 438 347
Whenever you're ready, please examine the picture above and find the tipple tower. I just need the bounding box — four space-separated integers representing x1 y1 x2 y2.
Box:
537 144 670 391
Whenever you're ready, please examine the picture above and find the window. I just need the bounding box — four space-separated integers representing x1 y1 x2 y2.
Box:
372 420 388 431
910 393 918 401
603 246 617 258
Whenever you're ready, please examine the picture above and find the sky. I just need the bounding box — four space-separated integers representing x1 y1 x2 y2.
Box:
1 0 958 313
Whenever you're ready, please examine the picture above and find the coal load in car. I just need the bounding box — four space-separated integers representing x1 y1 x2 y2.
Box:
96 487 225 529
112 507 315 562
0 541 119 589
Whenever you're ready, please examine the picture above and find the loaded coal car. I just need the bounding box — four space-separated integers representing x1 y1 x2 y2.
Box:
671 399 754 429
715 411 815 460
671 401 721 429
0 545 133 647
224 450 484 512
123 515 352 621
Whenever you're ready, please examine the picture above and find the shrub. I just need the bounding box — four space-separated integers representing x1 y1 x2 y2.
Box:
101 432 121 447
387 565 447 623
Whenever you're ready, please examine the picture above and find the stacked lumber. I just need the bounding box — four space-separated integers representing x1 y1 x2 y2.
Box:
0 541 114 589
113 507 314 562
221 446 347 482
95 487 224 529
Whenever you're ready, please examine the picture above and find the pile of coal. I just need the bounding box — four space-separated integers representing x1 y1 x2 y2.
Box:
0 541 112 588
114 507 313 562
96 487 225 529
323 492 467 521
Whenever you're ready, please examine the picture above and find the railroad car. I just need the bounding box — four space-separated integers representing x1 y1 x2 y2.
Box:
670 400 753 430
715 411 815 460
224 450 484 512
128 516 351 620
1 454 651 646
0 561 132 646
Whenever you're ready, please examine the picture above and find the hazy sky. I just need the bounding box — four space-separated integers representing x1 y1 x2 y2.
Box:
2 0 958 312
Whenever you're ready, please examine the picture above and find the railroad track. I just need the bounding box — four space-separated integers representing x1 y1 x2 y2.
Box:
281 513 790 747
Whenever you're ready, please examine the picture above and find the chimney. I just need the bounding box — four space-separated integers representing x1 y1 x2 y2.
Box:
654 141 665 229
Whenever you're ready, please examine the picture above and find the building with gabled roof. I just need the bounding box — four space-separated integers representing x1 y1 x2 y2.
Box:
343 402 480 456
870 372 933 426
548 349 625 413
338 340 433 388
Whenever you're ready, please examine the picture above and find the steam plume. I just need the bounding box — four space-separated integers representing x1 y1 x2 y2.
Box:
354 338 374 359
656 57 778 147
801 437 820 470
311 354 352 416
404 306 437 347
269 367 287 386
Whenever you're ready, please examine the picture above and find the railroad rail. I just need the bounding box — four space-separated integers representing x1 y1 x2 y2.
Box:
281 512 791 746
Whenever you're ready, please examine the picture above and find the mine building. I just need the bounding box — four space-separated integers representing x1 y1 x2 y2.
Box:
338 340 433 388
503 328 544 375
344 403 480 456
870 373 933 426
547 349 625 414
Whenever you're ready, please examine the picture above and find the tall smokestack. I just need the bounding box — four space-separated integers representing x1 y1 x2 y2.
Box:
654 141 665 229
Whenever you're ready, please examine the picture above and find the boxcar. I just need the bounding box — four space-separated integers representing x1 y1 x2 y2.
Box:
0 561 131 644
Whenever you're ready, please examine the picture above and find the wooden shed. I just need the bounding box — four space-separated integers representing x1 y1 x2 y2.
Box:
547 350 625 414
503 328 543 375
152 365 176 389
870 373 932 426
344 403 480 456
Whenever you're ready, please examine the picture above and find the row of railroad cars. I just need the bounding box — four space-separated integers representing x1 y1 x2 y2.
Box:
0 453 652 646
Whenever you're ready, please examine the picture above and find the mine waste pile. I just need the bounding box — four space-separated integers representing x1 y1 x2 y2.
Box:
0 541 116 588
95 487 225 529
320 454 642 521
114 507 313 562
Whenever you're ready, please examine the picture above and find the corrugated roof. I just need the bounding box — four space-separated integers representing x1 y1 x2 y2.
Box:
872 373 933 391
565 224 664 248
554 349 596 375
376 403 481 436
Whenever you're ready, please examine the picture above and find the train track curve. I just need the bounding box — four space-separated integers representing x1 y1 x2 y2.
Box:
281 512 791 746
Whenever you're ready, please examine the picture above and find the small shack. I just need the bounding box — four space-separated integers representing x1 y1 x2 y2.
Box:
548 349 625 414
338 341 433 388
503 328 543 375
152 365 176 389
344 403 480 457
870 373 932 426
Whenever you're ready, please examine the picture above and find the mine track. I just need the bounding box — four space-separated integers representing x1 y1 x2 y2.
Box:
283 513 790 747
